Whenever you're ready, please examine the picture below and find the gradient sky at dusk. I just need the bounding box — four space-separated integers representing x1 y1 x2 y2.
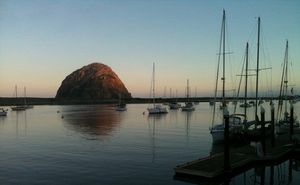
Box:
0 0 299 98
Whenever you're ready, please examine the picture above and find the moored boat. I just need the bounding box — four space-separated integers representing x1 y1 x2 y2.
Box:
147 63 168 115
276 40 299 134
0 108 7 116
181 79 195 112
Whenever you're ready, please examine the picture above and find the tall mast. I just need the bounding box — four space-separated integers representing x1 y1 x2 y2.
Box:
24 87 27 106
14 85 17 98
152 62 155 106
186 79 190 102
284 40 288 115
244 42 249 118
277 40 289 122
212 10 226 126
255 17 260 121
222 9 226 108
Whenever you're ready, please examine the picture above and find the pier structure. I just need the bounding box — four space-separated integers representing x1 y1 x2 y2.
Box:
175 104 300 182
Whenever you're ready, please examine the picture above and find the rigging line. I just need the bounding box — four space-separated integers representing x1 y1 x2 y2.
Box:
222 9 226 109
260 26 273 97
234 45 247 114
288 52 296 92
148 62 154 108
248 67 272 71
255 17 261 122
224 14 236 93
211 10 224 127
276 41 288 122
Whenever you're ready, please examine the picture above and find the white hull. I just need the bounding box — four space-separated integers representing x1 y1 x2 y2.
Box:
169 103 181 110
11 106 26 111
210 115 245 143
181 102 194 111
210 126 224 143
0 111 7 116
148 105 168 114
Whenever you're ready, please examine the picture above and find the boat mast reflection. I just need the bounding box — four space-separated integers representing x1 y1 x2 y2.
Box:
184 111 192 145
13 110 27 137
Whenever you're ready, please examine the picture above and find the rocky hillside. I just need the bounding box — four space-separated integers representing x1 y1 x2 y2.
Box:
56 63 131 99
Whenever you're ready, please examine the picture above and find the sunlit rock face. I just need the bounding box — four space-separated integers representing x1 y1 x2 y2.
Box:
56 63 131 99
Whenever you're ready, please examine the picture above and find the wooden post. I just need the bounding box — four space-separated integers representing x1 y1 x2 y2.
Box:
270 165 274 185
289 159 293 182
290 103 294 141
271 104 275 147
261 106 266 156
260 166 265 185
224 108 230 171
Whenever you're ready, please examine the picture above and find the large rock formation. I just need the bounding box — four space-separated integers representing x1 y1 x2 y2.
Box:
56 63 131 99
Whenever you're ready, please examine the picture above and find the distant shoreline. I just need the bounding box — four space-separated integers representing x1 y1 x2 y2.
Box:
0 96 290 106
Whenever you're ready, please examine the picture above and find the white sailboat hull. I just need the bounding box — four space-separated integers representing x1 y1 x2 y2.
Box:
169 103 181 110
148 107 168 114
210 126 225 143
11 106 26 111
181 102 194 111
0 111 7 116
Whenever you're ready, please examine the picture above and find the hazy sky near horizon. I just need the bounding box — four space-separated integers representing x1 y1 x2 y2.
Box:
0 0 299 98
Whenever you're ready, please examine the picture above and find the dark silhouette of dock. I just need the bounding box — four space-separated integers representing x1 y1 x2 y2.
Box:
175 134 299 180
174 105 300 183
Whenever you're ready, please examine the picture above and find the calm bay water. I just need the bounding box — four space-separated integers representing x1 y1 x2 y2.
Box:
0 102 299 185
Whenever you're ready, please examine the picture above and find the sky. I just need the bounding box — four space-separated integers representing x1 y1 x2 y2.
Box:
0 0 299 98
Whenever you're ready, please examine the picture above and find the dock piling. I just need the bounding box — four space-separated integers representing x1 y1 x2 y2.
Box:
289 159 293 182
271 104 275 147
290 103 294 141
261 106 266 156
261 166 266 185
270 165 274 185
224 108 230 172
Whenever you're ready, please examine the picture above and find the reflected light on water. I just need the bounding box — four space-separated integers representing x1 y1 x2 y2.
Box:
0 102 299 184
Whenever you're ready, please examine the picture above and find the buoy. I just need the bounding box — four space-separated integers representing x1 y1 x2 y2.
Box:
61 115 64 119
57 110 60 113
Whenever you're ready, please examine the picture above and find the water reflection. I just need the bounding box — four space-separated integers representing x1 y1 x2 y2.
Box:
147 115 157 163
184 111 192 144
13 111 27 137
61 105 122 138
247 160 295 185
147 114 167 163
176 158 299 185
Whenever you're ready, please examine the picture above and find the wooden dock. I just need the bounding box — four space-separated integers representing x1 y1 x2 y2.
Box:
174 134 299 181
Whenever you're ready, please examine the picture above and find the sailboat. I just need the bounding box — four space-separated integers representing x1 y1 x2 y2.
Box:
276 40 299 134
181 79 195 111
209 10 244 143
238 43 252 109
115 94 127 111
169 89 181 110
244 17 275 140
147 63 168 114
0 108 7 116
23 87 33 109
11 86 26 111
